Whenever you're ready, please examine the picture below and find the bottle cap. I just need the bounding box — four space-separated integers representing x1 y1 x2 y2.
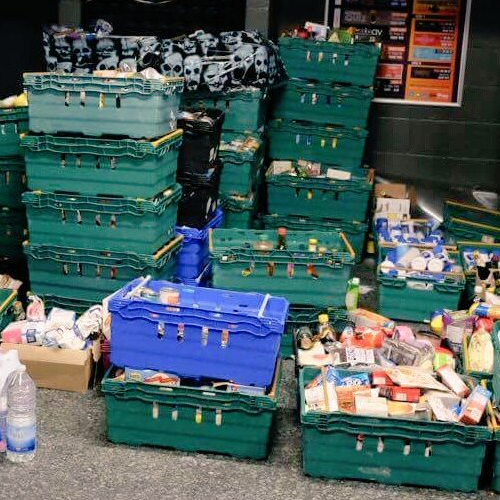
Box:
278 227 287 236
309 238 318 244
318 313 329 324
352 277 360 285
474 285 484 295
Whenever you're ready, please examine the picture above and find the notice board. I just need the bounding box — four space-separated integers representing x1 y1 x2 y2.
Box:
332 0 471 106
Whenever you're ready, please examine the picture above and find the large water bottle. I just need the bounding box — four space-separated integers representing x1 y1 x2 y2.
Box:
5 366 36 462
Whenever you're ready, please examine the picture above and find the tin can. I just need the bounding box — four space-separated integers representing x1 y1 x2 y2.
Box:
296 326 315 350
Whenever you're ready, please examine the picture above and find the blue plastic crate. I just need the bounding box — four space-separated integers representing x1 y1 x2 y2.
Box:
24 73 184 139
175 263 212 287
109 277 289 387
175 208 223 280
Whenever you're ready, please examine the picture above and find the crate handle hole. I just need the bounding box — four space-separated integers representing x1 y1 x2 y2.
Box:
221 329 229 348
99 93 106 108
300 93 306 104
152 402 159 420
355 435 363 451
95 265 101 277
95 156 100 169
115 94 121 108
306 135 312 146
201 327 208 346
64 91 70 106
326 95 331 106
195 408 202 424
311 93 318 105
215 409 222 426
225 100 230 110
157 322 165 339
60 154 66 168
80 90 86 107
307 264 319 280
95 215 101 226
61 209 67 223
177 324 184 343
344 55 349 66
306 50 311 62
377 437 384 453
76 210 82 224
77 263 83 276
318 52 324 62
403 441 411 455
62 263 69 275
110 215 117 228
110 267 117 279
424 443 432 457
332 53 338 64
267 262 275 277
332 138 338 149
295 133 301 145
171 408 178 421
110 157 117 170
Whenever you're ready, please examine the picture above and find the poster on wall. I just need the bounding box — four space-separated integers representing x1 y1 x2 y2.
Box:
333 0 471 106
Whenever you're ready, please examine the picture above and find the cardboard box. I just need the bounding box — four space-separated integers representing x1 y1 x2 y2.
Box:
1 343 100 393
374 183 409 199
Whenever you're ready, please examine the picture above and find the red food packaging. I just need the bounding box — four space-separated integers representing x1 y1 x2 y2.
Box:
372 370 393 386
380 386 421 403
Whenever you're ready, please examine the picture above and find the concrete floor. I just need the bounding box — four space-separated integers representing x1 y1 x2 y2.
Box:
0 261 497 499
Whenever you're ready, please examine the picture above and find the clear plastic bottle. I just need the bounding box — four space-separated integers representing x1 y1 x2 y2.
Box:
0 392 7 454
6 366 36 462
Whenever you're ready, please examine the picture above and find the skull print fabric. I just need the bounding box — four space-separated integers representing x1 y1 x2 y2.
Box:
44 25 285 93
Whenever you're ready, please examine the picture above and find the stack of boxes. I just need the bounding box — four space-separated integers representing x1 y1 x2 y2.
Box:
266 37 380 261
261 37 380 354
0 106 29 281
182 88 267 229
20 72 185 307
101 276 288 459
174 108 225 286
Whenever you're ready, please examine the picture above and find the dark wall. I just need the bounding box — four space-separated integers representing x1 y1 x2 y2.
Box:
82 0 246 38
0 3 59 97
367 1 500 191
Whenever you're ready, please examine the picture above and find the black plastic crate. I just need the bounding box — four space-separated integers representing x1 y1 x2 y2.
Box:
177 109 225 175
177 161 223 229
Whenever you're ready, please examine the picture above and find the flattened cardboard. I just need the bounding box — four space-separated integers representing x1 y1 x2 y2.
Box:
1 343 94 393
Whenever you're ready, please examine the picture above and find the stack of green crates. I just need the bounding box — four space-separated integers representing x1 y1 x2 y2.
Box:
0 107 28 261
218 133 265 229
21 73 185 305
444 200 500 245
266 38 379 356
182 89 269 230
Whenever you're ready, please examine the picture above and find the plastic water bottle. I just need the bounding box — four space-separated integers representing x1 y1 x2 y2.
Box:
6 366 36 462
0 392 7 453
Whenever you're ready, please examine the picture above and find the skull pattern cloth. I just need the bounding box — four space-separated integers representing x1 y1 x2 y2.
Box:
44 25 285 93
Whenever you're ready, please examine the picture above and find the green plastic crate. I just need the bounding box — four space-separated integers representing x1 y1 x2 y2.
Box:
0 288 17 332
182 89 267 133
272 79 373 128
24 235 182 303
378 270 465 322
221 192 261 229
210 229 354 307
299 366 491 492
266 167 373 222
0 107 28 157
101 361 281 459
219 135 264 196
445 200 500 229
446 217 500 244
268 119 367 170
43 294 97 314
21 131 182 198
279 37 380 86
262 214 367 263
24 73 184 138
0 157 25 209
23 184 181 254
0 207 27 258
281 305 349 359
